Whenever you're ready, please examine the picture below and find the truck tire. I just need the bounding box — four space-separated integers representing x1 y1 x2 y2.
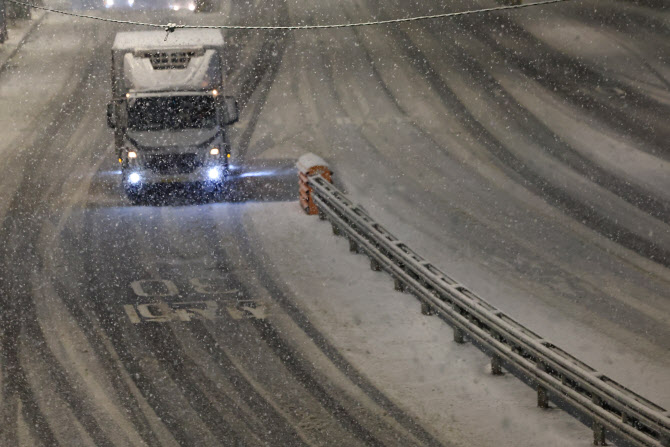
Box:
214 183 231 201
124 185 143 205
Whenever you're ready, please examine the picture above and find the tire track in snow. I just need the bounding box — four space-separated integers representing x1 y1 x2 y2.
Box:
46 232 165 447
200 220 393 447
0 26 122 445
132 323 253 445
123 211 313 447
233 0 290 159
461 13 670 160
186 322 310 447
77 213 231 446
214 209 447 447
415 16 670 225
311 3 670 345
358 0 670 268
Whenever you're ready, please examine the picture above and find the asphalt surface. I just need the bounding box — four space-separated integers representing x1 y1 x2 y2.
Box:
0 0 669 445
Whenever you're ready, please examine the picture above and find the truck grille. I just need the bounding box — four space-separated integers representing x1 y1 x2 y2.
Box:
144 153 200 174
142 51 196 70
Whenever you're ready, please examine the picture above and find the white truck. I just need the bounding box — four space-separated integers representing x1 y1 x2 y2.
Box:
107 29 238 201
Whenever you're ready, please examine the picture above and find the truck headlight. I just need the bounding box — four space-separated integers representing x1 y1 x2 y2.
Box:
210 148 219 156
128 151 137 159
128 173 141 184
188 3 195 10
207 167 222 181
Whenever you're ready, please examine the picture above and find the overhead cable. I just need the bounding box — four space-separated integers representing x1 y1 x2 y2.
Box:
7 0 573 33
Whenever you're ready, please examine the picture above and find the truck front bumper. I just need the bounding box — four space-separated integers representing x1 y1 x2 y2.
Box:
123 165 227 188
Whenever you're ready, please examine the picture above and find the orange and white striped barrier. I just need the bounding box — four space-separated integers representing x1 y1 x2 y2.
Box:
297 153 332 215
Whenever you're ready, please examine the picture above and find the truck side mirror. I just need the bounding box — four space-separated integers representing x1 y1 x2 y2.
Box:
107 102 116 128
222 97 238 125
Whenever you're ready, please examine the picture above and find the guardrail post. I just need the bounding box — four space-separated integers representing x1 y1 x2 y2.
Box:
491 355 503 375
297 153 332 215
589 396 608 445
332 223 340 236
537 385 549 409
592 421 606 445
453 327 466 344
348 238 358 253
394 278 404 292
370 258 381 271
421 301 434 315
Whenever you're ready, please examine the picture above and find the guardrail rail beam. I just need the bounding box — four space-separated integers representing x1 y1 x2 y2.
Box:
297 157 670 447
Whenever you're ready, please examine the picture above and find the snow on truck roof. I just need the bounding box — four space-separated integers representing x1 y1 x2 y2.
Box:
113 30 224 51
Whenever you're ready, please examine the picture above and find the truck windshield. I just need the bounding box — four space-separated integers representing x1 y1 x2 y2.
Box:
127 95 216 131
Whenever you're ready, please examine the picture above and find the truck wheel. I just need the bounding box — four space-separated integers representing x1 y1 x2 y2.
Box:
124 186 143 205
215 184 230 201
204 180 226 200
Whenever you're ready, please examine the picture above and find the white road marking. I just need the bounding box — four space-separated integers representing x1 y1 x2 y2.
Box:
227 300 267 320
124 300 219 323
123 305 141 323
131 279 179 297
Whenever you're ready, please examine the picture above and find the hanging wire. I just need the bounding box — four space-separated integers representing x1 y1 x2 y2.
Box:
7 0 573 33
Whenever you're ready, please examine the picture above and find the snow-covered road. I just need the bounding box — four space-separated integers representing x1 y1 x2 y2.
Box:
0 0 668 445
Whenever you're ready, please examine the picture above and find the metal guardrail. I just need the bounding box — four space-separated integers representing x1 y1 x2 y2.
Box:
305 171 670 447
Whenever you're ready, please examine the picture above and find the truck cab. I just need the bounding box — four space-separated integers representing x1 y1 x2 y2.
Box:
107 30 238 201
